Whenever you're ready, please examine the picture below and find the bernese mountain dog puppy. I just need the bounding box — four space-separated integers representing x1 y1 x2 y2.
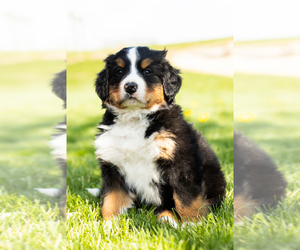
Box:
234 132 287 222
94 47 226 226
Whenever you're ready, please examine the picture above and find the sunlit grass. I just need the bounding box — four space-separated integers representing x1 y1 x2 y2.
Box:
234 73 300 249
0 55 66 249
67 55 233 249
0 188 66 250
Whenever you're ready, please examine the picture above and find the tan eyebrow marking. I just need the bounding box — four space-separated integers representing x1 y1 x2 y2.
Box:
141 58 152 69
115 58 125 68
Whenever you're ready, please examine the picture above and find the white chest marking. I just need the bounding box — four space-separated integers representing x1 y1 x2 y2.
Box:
94 110 162 206
49 130 66 160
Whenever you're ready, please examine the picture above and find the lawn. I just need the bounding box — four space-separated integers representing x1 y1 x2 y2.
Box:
0 53 66 249
67 47 233 249
234 74 300 250
2 41 299 250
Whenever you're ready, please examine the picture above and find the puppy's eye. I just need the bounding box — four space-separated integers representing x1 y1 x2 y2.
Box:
144 69 151 75
116 69 123 76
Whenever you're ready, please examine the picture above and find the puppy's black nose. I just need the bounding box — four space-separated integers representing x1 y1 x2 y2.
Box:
124 82 138 94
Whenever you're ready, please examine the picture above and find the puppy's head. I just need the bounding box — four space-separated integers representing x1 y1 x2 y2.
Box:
95 47 181 110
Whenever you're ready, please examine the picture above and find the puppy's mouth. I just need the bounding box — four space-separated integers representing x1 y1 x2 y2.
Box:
124 93 138 100
121 94 145 108
128 95 137 100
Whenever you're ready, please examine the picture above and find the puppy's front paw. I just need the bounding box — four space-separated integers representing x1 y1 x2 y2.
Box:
159 216 179 228
102 219 114 234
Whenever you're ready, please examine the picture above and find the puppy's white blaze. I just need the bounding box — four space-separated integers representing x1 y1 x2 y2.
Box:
94 110 162 206
120 47 146 102
49 133 66 160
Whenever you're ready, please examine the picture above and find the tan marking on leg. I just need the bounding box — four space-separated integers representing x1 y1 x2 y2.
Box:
234 195 260 222
157 210 179 227
154 130 176 160
157 210 177 221
173 193 209 222
145 84 166 109
141 58 152 69
115 58 125 68
101 190 133 220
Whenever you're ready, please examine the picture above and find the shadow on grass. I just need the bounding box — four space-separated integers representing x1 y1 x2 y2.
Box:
0 117 62 144
236 120 300 164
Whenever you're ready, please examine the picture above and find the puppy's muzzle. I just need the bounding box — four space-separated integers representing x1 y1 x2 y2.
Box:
124 82 138 95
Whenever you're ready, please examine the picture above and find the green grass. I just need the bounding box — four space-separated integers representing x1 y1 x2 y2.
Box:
234 74 300 250
67 54 233 249
0 53 66 249
0 188 66 250
3 44 299 249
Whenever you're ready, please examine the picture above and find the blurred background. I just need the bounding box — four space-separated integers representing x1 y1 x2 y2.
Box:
233 1 300 249
1 0 299 248
0 1 66 248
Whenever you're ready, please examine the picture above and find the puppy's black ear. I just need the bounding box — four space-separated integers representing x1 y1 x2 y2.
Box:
163 63 182 104
95 55 114 102
95 69 108 102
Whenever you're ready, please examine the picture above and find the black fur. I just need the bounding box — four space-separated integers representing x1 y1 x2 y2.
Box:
95 47 226 221
147 105 226 208
52 70 66 108
162 63 182 104
234 131 287 208
95 69 109 103
98 104 226 217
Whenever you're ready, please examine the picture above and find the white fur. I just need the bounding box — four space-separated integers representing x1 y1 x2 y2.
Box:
49 133 66 160
120 47 146 103
34 188 62 197
159 216 178 228
94 109 163 206
55 124 66 130
86 188 101 197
